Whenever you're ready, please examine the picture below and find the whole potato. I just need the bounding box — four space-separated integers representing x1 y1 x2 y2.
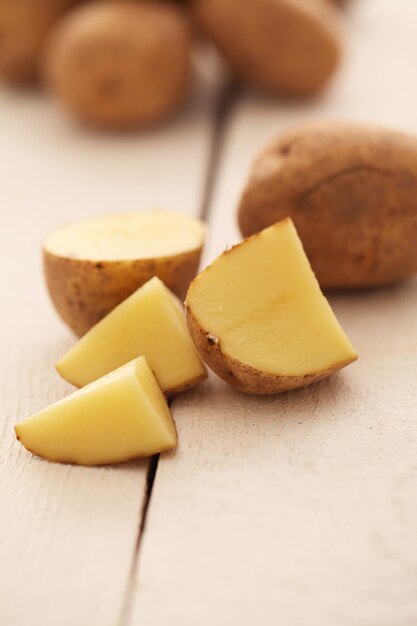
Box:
43 1 191 128
238 121 417 289
192 0 341 97
0 0 79 83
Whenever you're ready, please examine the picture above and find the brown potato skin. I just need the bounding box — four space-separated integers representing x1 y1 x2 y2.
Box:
44 247 203 336
0 0 80 83
186 306 355 395
43 0 191 128
192 0 341 97
238 121 417 289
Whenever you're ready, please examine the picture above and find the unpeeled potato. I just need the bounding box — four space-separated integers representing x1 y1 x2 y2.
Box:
238 121 417 289
43 211 206 336
192 0 341 97
43 0 191 128
0 0 80 83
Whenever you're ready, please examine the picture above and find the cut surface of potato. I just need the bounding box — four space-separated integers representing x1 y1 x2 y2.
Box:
44 211 205 260
186 218 357 394
15 357 177 466
57 277 207 394
43 210 206 335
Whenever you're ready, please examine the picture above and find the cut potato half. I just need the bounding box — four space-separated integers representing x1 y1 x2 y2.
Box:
43 210 206 336
186 218 357 394
15 357 177 466
57 277 207 394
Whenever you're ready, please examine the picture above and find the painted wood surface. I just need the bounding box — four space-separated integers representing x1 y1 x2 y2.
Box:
0 57 218 626
132 2 417 625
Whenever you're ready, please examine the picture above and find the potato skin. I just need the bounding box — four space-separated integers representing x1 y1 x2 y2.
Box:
0 0 80 83
192 0 341 97
185 306 353 395
238 121 417 289
44 247 203 336
43 0 191 128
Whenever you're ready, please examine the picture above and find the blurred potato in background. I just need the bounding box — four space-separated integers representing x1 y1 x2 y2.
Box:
43 0 191 128
0 0 347 128
0 0 82 83
192 0 342 97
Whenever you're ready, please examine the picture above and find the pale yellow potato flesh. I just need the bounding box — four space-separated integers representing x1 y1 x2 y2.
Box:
56 277 207 394
15 357 177 466
44 211 206 261
186 218 357 394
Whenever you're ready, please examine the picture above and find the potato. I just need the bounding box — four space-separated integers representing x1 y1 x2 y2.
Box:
43 0 191 127
15 357 178 465
0 0 79 83
238 121 417 289
56 277 207 395
43 211 206 336
185 218 357 395
192 0 341 97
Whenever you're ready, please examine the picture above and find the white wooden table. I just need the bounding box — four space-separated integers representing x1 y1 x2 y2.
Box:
1 1 417 625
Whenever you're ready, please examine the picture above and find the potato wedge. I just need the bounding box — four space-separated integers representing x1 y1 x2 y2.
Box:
56 277 207 395
186 218 357 395
15 357 177 466
43 210 206 336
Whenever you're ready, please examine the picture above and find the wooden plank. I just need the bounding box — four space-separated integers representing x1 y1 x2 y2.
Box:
0 55 219 626
132 2 417 625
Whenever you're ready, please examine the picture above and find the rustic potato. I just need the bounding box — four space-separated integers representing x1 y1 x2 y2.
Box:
186 218 357 395
43 211 206 336
43 0 191 127
0 0 79 83
238 121 417 289
192 0 341 97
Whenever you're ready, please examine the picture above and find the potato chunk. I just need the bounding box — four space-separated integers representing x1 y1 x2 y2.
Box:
56 277 207 394
15 357 177 466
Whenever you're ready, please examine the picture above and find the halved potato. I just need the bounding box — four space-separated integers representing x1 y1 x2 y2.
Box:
43 210 206 336
185 218 357 394
56 277 207 394
15 356 178 466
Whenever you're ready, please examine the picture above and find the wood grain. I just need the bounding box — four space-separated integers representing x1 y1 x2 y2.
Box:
132 2 417 625
0 52 218 626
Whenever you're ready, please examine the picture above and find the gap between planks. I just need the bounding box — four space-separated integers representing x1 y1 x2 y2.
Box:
117 79 240 626
118 455 159 626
